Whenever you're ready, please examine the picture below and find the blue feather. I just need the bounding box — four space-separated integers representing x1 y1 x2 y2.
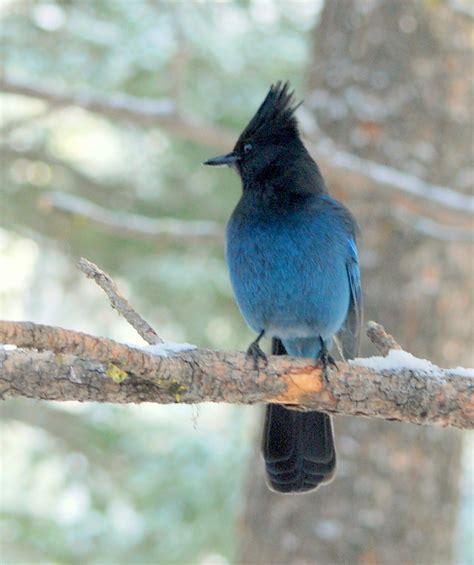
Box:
338 237 363 360
226 193 355 347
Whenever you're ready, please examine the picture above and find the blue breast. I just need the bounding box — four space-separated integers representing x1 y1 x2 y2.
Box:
226 195 351 342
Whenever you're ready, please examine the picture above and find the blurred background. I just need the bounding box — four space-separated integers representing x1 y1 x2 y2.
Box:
1 0 473 563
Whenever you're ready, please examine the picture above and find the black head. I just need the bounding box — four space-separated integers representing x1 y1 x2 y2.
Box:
204 81 314 187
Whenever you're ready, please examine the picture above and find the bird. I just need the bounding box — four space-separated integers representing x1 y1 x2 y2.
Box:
204 81 362 494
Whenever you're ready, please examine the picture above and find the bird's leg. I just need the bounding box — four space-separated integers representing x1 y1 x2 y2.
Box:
317 337 338 381
246 330 268 370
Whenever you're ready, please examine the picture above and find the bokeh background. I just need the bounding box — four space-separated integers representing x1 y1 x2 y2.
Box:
1 1 473 564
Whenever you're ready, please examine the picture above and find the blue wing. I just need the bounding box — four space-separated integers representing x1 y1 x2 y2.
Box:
337 238 362 360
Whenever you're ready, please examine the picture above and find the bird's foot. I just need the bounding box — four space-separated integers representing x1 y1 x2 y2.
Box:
246 341 268 371
317 342 338 382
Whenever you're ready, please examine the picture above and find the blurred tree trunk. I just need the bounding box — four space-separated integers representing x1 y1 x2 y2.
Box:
238 1 472 564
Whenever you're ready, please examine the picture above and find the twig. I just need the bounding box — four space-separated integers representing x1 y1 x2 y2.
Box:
0 321 472 429
77 258 163 345
367 321 402 356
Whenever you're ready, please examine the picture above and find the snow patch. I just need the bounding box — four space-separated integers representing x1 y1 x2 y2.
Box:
449 366 474 378
129 342 197 357
351 349 474 377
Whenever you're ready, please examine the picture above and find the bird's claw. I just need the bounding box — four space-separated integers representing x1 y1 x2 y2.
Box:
246 341 268 371
317 350 338 382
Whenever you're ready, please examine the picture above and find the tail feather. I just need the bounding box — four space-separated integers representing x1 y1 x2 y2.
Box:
262 338 336 494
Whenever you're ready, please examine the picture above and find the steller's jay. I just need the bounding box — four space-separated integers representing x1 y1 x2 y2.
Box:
204 82 362 494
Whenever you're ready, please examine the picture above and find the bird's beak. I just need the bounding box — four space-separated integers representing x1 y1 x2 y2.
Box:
203 152 240 167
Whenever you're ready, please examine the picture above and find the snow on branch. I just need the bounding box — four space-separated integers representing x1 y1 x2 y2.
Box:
2 75 473 218
391 208 473 242
313 138 474 215
43 192 224 242
0 260 472 430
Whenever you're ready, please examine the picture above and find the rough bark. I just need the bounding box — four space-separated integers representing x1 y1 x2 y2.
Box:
238 2 473 564
1 342 472 429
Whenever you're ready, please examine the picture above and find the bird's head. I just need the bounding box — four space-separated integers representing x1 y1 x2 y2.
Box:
204 81 305 185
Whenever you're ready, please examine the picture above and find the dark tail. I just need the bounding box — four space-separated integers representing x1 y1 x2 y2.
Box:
261 338 336 493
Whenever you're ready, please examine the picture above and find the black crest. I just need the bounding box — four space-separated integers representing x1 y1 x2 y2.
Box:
235 81 302 147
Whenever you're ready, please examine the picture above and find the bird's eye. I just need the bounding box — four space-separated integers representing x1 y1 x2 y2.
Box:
244 143 253 154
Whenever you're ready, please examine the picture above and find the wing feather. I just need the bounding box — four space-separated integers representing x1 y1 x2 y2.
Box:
338 238 362 360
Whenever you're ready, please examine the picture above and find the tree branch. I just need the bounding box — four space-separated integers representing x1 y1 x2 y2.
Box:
0 75 236 149
2 75 472 217
0 249 474 429
0 321 472 429
307 134 474 216
1 260 472 430
41 191 224 242
391 207 473 242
